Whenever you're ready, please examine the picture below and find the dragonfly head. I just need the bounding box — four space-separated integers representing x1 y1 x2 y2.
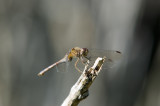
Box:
81 48 89 57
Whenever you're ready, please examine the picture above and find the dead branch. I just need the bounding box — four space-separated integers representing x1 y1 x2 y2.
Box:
61 57 106 106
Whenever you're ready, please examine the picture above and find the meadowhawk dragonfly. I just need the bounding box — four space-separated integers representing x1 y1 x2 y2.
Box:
38 47 122 76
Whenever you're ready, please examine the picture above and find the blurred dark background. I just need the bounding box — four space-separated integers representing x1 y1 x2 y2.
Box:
0 0 160 106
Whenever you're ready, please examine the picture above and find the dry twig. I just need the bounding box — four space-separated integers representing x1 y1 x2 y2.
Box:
61 57 106 106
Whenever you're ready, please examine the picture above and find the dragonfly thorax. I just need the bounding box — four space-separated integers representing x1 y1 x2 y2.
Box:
67 47 89 61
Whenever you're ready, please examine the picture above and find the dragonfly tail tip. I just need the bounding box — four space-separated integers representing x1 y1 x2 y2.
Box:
38 73 44 76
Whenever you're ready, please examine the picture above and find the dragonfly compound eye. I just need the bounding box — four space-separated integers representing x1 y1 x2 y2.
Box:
81 48 89 57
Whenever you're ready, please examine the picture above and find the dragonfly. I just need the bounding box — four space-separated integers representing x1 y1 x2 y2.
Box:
38 47 122 76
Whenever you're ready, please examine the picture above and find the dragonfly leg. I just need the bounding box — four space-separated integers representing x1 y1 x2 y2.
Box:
75 58 82 73
85 56 91 61
80 56 89 65
80 58 86 65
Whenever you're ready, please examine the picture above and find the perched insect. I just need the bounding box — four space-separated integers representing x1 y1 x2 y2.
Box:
38 47 122 76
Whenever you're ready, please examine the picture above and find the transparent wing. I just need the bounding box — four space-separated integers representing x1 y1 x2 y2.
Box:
54 54 71 73
38 54 70 76
56 61 70 73
86 49 122 69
